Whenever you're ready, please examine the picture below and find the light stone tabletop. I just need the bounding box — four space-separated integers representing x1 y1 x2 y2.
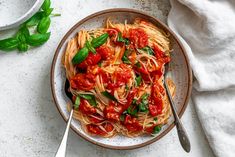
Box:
0 0 215 157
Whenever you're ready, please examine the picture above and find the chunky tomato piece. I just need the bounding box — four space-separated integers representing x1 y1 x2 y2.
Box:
150 69 163 80
149 104 161 116
124 115 143 132
104 123 114 132
77 52 101 69
96 46 112 60
104 104 122 121
129 28 148 48
134 65 151 83
86 124 106 136
153 44 170 64
149 82 164 116
122 88 138 111
106 112 120 121
79 99 96 115
105 64 132 93
106 83 120 92
70 73 96 91
115 64 132 85
145 125 155 134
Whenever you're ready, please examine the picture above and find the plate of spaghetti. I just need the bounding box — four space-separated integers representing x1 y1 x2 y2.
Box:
51 9 192 149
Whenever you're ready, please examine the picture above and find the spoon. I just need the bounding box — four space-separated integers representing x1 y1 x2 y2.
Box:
55 79 74 157
163 64 191 152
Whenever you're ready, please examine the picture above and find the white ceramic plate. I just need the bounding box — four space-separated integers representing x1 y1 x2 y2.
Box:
0 0 44 30
51 9 192 150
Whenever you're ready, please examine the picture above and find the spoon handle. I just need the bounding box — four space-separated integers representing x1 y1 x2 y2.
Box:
164 79 191 152
55 109 74 157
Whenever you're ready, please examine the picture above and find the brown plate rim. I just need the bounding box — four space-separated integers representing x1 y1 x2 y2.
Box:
50 8 192 150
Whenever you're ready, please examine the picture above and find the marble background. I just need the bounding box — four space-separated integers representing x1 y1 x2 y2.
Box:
0 0 215 156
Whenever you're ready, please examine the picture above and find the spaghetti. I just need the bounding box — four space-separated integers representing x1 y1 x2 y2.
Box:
63 18 175 137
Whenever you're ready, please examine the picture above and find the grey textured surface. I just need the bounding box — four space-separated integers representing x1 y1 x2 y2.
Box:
0 0 215 156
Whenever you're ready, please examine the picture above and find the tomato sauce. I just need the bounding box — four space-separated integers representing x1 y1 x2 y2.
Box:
129 28 148 48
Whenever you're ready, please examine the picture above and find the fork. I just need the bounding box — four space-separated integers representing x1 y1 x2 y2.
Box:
163 64 191 152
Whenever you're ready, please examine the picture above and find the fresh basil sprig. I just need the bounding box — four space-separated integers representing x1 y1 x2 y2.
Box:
0 0 60 53
72 33 109 65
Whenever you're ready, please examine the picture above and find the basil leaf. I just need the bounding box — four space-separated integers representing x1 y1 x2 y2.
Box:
122 50 131 64
26 12 44 27
101 91 117 101
85 40 96 54
125 85 129 90
16 26 30 51
41 0 51 11
79 94 93 100
37 16 51 34
141 93 149 100
72 47 89 64
117 32 130 45
120 114 125 122
98 62 102 67
43 8 54 17
135 61 141 68
26 32 51 46
152 125 162 134
154 117 158 121
141 46 154 56
17 26 30 40
91 33 109 48
0 37 19 51
138 93 149 112
74 96 80 109
138 102 148 112
88 98 97 107
132 99 137 104
79 94 97 107
135 75 142 86
18 43 29 52
127 106 138 116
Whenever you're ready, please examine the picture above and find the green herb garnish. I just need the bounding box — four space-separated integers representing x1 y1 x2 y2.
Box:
152 125 162 134
120 114 125 122
122 50 131 64
0 0 60 53
72 33 109 64
79 94 97 107
141 46 155 56
101 91 117 101
117 32 130 45
135 61 141 68
138 93 149 112
135 75 142 86
74 96 80 109
127 106 138 117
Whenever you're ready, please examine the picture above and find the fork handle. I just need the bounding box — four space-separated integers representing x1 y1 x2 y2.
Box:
55 109 74 157
164 79 191 152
